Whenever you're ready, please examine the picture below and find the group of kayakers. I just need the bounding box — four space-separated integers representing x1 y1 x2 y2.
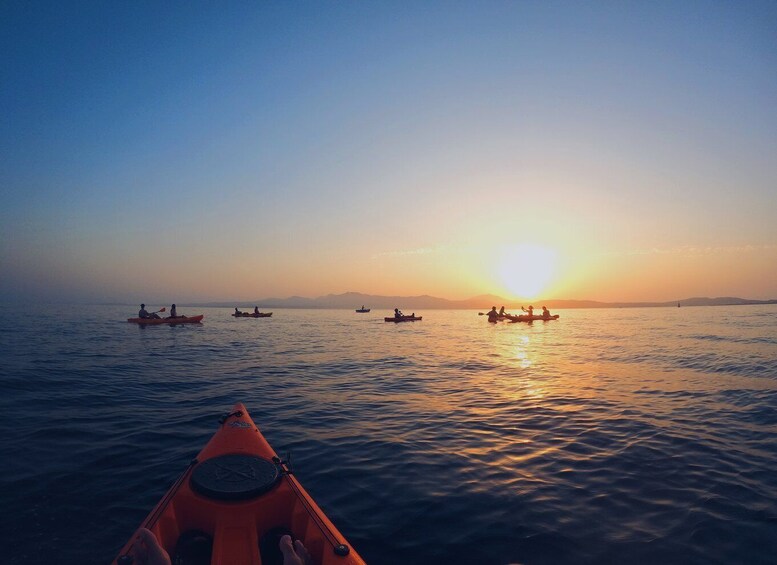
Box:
486 304 553 323
137 303 554 325
138 303 186 320
138 305 274 319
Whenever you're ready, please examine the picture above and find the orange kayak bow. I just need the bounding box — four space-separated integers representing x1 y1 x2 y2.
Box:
113 403 365 565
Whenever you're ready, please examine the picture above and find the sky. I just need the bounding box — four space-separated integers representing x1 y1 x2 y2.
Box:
2 1 776 304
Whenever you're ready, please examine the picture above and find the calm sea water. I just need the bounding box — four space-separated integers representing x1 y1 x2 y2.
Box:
1 305 776 564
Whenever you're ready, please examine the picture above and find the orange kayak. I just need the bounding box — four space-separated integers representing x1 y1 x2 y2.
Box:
112 403 365 565
127 314 204 325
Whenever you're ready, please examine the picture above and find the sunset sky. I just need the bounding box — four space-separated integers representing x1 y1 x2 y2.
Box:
2 2 776 304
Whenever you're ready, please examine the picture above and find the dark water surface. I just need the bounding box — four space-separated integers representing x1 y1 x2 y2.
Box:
1 305 776 564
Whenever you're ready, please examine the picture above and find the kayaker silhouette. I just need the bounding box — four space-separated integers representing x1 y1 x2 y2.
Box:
138 304 161 320
168 304 185 319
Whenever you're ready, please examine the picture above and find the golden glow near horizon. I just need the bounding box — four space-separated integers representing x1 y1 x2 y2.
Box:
497 243 559 300
2 5 776 304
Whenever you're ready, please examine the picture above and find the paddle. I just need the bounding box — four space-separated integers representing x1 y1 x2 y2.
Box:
153 307 167 314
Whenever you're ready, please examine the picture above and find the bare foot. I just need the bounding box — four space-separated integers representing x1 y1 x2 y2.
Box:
129 528 307 565
131 528 171 565
279 534 311 565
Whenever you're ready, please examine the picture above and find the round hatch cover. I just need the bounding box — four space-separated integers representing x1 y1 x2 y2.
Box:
190 454 281 501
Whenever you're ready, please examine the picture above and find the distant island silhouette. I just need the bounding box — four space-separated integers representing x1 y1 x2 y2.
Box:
187 292 777 310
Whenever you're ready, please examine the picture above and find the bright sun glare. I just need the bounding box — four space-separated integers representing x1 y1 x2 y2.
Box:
497 243 558 299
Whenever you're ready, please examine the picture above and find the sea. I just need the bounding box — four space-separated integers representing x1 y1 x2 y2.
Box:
1 304 776 565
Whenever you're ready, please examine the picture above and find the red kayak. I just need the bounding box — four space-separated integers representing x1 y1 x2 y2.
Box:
112 403 365 565
384 316 422 322
127 315 204 325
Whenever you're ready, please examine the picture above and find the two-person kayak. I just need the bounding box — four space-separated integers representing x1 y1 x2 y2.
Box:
505 314 559 323
232 312 273 318
112 403 364 565
384 316 422 322
127 315 204 325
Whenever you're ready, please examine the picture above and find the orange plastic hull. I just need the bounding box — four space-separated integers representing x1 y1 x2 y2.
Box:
112 403 365 565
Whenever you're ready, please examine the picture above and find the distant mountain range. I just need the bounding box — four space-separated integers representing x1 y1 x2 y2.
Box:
191 292 777 310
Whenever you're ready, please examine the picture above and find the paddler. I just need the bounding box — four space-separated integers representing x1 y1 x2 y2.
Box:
522 305 534 318
168 304 186 319
394 308 404 319
138 304 161 320
541 306 552 319
487 306 499 323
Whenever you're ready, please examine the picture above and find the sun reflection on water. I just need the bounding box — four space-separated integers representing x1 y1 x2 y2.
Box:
514 334 532 369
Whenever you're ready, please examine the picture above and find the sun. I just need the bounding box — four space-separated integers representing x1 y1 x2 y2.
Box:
497 243 558 299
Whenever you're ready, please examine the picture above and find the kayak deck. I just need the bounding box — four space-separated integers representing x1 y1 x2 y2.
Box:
384 316 422 322
127 314 204 325
113 403 364 565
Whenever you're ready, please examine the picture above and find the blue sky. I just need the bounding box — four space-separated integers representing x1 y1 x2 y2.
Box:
2 2 776 303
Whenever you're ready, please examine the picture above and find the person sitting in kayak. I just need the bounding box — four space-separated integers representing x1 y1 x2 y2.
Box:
168 304 186 319
522 305 534 317
139 304 161 319
498 306 507 317
254 306 260 315
487 306 499 323
131 528 311 565
235 307 242 316
541 306 551 319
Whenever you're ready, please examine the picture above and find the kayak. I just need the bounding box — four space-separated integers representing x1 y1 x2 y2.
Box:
506 314 560 323
127 315 204 325
112 403 365 565
355 308 370 313
384 316 422 322
232 312 273 318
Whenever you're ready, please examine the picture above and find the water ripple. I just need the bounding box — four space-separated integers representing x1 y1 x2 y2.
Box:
0 304 776 564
